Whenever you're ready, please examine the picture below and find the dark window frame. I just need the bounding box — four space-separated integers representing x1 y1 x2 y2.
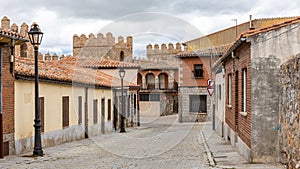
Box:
93 99 98 124
107 99 111 121
39 97 45 133
62 96 69 128
194 64 204 78
78 96 82 124
140 93 160 101
189 95 207 113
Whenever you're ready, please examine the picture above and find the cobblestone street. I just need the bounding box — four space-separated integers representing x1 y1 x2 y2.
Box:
1 115 210 169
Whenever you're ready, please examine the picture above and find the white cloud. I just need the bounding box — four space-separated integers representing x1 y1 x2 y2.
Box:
1 0 299 57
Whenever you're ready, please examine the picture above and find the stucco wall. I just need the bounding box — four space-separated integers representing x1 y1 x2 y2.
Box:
214 67 225 136
140 101 160 116
249 22 300 163
14 80 112 154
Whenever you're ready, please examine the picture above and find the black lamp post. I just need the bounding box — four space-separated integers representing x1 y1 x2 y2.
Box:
28 22 43 156
119 67 126 133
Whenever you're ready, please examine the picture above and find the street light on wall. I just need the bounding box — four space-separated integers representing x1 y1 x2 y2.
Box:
119 67 126 133
28 22 44 156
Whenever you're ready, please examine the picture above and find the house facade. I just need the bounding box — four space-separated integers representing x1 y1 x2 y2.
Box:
13 57 139 155
214 17 300 163
177 52 219 122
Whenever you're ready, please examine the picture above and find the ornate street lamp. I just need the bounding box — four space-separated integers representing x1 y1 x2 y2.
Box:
119 67 126 133
28 22 43 156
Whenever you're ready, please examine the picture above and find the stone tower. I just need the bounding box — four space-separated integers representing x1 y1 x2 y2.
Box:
73 32 133 61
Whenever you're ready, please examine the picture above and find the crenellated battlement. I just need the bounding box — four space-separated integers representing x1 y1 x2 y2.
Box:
0 16 36 58
73 32 133 61
36 52 70 61
146 42 182 62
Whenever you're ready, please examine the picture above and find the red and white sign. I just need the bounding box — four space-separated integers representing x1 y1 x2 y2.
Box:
207 78 214 96
207 78 214 87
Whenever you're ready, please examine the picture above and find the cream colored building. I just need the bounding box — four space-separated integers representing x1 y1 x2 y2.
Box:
13 57 139 155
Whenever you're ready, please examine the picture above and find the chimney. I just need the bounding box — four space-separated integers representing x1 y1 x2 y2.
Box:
249 15 254 30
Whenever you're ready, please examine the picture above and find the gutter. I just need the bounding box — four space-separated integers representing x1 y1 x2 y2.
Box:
211 37 246 70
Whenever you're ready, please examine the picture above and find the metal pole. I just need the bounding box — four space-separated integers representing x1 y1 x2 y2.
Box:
0 47 3 158
210 49 215 130
120 77 126 132
33 46 43 156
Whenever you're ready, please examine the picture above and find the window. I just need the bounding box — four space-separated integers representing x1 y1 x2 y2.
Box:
140 94 160 101
194 64 203 78
107 99 111 121
146 74 155 90
228 74 232 106
159 74 168 89
39 97 44 133
120 51 124 61
78 96 82 124
218 85 221 100
242 69 247 112
93 99 98 124
101 98 105 133
189 95 207 113
62 96 69 128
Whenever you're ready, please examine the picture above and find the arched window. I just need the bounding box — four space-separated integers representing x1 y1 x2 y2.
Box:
146 73 155 90
120 51 124 61
159 73 168 89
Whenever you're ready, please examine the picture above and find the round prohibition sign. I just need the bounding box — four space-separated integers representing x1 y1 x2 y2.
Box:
207 78 214 87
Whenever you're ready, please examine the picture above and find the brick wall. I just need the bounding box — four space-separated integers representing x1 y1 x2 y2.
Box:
224 42 251 147
279 55 300 169
179 56 211 87
1 46 15 155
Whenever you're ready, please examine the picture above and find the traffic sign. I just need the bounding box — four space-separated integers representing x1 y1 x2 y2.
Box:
207 88 214 96
207 78 214 96
207 78 214 87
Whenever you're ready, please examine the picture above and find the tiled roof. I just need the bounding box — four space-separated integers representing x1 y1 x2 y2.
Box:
0 29 27 41
14 57 138 88
241 16 300 37
59 56 140 69
176 43 232 58
213 16 300 69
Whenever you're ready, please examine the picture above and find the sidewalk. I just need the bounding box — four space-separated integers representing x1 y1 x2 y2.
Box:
200 122 286 169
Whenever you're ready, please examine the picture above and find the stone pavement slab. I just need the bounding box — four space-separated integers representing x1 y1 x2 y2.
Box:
200 122 287 169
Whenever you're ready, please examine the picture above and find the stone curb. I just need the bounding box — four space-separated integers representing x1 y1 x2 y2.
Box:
200 130 216 167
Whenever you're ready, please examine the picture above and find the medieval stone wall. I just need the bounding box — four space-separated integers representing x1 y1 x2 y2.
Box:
279 55 300 169
73 33 132 61
146 43 181 63
1 16 33 58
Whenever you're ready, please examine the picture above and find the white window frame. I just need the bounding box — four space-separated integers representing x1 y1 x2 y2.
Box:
243 69 247 112
228 74 232 108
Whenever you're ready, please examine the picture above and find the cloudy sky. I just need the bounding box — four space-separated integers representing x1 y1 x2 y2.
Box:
1 0 299 57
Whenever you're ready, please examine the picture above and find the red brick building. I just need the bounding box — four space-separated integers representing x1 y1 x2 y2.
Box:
214 17 300 163
0 27 27 156
177 51 220 122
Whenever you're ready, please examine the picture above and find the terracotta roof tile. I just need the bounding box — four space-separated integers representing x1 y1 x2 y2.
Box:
59 56 140 68
0 28 27 40
176 43 232 58
241 16 300 37
14 57 137 88
213 17 300 69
